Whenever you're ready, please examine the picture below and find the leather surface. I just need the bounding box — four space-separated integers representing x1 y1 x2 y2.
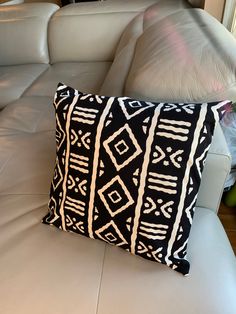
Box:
0 96 55 132
142 0 191 28
96 207 236 314
0 130 55 195
125 8 236 102
0 194 106 314
49 0 157 63
24 62 111 97
100 0 191 96
0 64 49 108
0 195 235 314
196 124 231 211
57 0 159 15
100 13 144 97
0 3 59 66
49 13 141 63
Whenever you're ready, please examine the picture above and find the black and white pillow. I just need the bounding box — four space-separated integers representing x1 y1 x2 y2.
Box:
43 83 228 275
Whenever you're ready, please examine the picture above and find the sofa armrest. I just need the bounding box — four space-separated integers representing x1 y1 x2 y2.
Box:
196 123 231 212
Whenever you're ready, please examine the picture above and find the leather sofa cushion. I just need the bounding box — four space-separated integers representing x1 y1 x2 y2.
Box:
0 194 106 314
96 207 236 314
0 193 235 314
48 0 157 63
0 129 55 195
100 0 191 97
24 62 111 97
0 64 49 108
0 3 58 66
125 8 236 102
0 96 55 132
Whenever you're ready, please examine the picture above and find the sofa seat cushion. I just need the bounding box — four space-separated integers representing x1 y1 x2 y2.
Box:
0 194 106 314
0 96 55 133
96 207 236 314
0 97 55 195
0 130 55 195
0 64 49 108
0 195 235 314
24 62 112 97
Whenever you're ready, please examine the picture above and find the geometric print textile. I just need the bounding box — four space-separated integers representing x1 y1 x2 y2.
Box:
42 83 228 275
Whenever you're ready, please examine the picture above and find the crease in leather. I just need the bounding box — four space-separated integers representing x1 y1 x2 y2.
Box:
0 224 40 257
121 11 144 95
0 193 48 196
21 66 50 96
102 12 144 95
207 151 232 159
0 204 47 253
95 244 107 314
142 6 190 31
0 151 14 175
0 65 50 107
53 10 143 18
122 8 146 96
0 16 51 23
0 128 55 135
119 13 144 96
24 62 112 94
0 203 47 229
0 110 47 134
199 81 236 100
100 12 145 96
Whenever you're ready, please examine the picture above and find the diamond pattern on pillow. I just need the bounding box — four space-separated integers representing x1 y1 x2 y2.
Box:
43 83 228 275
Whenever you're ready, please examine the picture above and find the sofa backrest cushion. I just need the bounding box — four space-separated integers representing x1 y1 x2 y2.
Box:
100 0 191 97
0 3 58 66
124 7 236 103
100 13 144 97
48 0 158 63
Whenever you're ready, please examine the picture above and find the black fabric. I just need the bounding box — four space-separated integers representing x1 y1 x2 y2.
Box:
43 83 228 275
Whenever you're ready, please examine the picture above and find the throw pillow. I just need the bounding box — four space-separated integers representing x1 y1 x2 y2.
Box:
43 83 228 275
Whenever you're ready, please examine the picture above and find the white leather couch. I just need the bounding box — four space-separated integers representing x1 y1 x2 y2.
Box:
0 1 236 313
